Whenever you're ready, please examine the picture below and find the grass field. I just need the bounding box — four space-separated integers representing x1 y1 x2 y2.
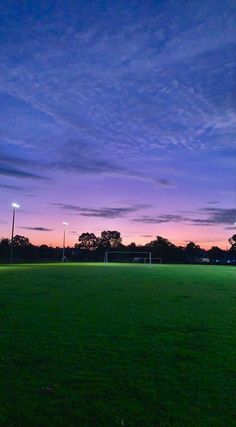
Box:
0 263 235 427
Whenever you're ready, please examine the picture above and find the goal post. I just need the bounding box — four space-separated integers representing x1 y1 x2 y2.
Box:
104 251 152 264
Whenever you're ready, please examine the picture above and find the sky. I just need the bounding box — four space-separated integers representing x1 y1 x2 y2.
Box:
0 0 235 249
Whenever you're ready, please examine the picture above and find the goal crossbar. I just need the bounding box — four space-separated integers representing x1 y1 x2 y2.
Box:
104 251 152 264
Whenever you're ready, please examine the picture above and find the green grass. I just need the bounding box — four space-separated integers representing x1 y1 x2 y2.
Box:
0 263 235 427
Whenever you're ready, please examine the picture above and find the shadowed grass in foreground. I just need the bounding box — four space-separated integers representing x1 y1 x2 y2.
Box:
0 263 235 426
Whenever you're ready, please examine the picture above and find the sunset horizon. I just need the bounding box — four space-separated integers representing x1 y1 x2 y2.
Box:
0 0 235 251
0 204 233 250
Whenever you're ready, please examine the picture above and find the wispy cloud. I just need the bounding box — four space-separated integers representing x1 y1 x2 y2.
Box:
53 203 149 219
133 214 188 224
206 201 220 205
0 183 25 191
196 208 236 226
55 155 171 186
133 208 236 227
20 226 53 232
0 152 49 181
0 152 35 167
0 165 48 180
0 0 235 165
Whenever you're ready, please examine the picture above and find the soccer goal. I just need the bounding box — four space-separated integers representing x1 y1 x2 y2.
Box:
144 257 162 264
104 251 152 264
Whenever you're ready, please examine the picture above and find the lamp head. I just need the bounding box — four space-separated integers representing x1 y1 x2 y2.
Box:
63 222 68 226
12 203 20 209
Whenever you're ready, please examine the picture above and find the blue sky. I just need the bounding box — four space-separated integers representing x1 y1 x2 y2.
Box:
0 0 235 247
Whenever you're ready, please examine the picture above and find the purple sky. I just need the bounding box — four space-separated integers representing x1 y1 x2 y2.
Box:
0 0 235 249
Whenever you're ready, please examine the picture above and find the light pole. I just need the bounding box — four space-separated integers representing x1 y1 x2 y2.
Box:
62 222 68 262
10 203 20 264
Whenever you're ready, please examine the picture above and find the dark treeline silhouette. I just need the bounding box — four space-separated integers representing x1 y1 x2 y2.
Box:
0 232 236 264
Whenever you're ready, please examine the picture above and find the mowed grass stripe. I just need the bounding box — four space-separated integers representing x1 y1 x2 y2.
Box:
0 264 235 426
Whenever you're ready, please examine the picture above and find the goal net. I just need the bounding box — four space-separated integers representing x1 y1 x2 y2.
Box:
104 251 152 264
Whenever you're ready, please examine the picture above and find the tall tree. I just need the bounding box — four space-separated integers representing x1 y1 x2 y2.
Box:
145 235 182 262
127 242 136 249
229 234 236 251
208 246 226 261
0 238 10 260
0 238 10 247
99 230 122 248
77 232 99 251
12 235 31 247
185 242 203 257
146 236 173 249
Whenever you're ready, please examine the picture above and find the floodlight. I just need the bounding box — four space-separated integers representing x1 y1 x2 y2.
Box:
62 222 68 262
10 203 20 263
12 203 20 209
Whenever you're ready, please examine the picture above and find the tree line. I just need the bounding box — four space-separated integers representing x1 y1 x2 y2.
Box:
0 231 236 264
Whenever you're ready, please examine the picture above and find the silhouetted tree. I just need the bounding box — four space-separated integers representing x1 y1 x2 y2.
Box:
127 242 136 249
0 238 10 261
229 234 236 251
99 231 122 249
37 244 58 261
0 231 233 264
12 235 31 247
0 238 10 247
146 236 173 249
208 246 226 261
185 242 202 257
77 232 100 251
145 236 182 262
